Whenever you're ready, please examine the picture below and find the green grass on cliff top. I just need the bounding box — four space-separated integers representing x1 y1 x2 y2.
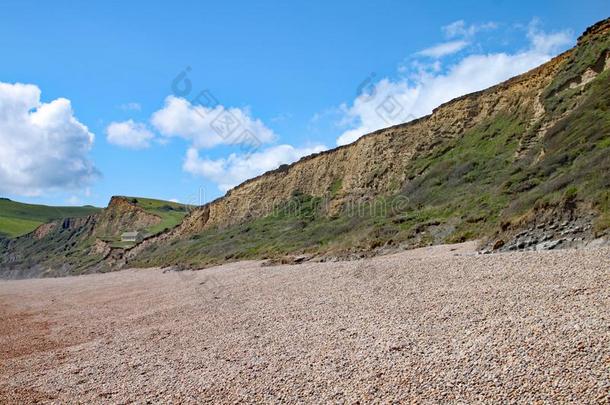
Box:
119 196 190 236
0 198 101 238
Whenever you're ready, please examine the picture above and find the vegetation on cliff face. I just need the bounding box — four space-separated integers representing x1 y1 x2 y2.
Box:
130 111 534 268
130 193 408 268
0 216 104 277
129 19 610 269
129 197 189 235
134 72 609 268
95 196 188 244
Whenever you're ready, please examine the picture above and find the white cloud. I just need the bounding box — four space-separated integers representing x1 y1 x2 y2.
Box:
442 20 497 39
0 82 97 196
151 96 276 149
415 20 498 60
336 22 573 146
417 40 469 58
184 144 327 192
169 198 180 203
106 119 155 149
527 19 573 54
336 79 418 146
112 95 293 192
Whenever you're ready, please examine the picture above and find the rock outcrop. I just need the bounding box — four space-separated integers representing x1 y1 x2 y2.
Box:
94 196 162 237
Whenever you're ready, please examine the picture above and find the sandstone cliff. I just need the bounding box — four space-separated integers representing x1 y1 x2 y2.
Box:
94 196 162 237
165 18 610 236
126 17 609 269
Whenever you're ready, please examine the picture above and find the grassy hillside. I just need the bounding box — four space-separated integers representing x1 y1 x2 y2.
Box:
118 196 189 235
0 196 191 277
0 198 100 238
132 110 535 269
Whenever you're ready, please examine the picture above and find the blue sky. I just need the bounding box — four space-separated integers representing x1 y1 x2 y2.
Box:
0 0 607 207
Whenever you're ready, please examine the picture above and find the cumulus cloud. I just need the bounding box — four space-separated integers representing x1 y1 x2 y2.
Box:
336 22 573 146
183 144 327 192
106 120 155 149
111 95 307 192
0 82 97 196
151 96 276 149
417 40 469 58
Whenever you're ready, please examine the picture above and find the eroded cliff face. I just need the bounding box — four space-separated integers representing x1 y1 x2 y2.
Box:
0 197 162 278
94 196 161 237
172 18 609 239
4 18 610 277
0 215 99 278
128 17 609 268
170 45 568 236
